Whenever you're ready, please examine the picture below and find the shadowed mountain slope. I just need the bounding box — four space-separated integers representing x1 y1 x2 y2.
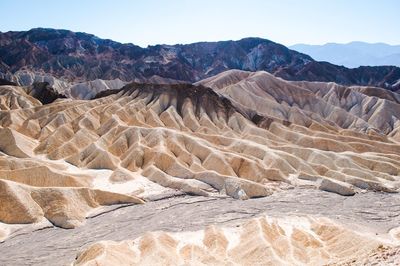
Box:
1 28 400 90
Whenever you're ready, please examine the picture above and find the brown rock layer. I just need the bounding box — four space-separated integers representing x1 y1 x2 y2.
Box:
0 70 399 241
74 215 398 265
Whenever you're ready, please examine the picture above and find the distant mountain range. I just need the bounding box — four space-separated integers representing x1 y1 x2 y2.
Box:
0 28 400 90
290 42 400 68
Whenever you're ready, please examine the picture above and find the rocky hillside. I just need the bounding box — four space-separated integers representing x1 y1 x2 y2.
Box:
1 73 400 237
1 69 400 264
1 28 400 90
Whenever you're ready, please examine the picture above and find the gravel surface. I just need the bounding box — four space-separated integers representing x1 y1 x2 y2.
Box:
1 188 399 266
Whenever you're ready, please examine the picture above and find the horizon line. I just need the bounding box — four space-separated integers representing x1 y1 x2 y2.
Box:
2 27 400 48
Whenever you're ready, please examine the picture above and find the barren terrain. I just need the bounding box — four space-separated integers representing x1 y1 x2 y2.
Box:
1 69 400 265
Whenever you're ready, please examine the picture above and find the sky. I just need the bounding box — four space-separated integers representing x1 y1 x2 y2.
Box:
0 0 399 47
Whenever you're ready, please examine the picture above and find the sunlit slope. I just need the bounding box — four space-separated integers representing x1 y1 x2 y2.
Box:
0 73 400 238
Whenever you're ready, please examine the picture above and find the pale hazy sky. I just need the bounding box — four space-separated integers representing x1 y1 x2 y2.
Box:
1 0 399 47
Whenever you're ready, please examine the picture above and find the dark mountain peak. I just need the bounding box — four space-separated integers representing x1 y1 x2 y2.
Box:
1 28 399 90
26 81 66 104
236 37 273 47
17 27 124 48
24 27 75 39
94 82 239 120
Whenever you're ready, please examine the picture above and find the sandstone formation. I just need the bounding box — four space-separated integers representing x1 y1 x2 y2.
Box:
0 69 399 249
0 85 42 110
1 70 127 100
333 245 400 265
0 179 143 228
1 70 186 100
73 215 400 265
199 70 400 138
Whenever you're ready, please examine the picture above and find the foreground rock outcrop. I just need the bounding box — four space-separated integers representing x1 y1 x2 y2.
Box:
1 189 399 265
73 215 400 265
0 178 143 229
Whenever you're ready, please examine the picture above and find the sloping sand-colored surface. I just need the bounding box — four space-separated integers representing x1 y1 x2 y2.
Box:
0 70 399 249
74 215 400 266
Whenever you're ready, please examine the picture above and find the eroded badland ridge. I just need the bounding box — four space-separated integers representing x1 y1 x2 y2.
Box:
0 28 400 265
